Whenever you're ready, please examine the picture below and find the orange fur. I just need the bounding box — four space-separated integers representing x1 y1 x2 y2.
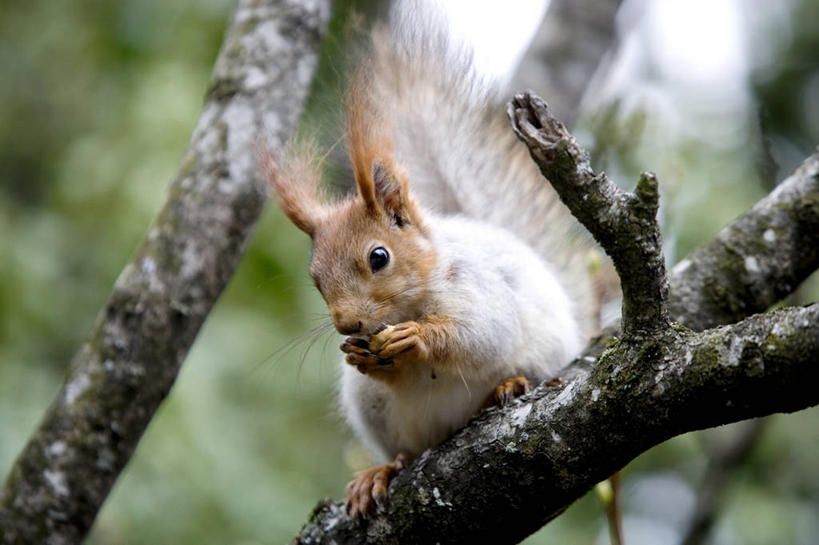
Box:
263 86 437 343
345 453 406 518
483 375 531 409
309 191 435 336
386 315 457 387
347 65 395 211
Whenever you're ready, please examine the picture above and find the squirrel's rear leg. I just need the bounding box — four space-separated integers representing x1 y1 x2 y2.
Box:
483 375 531 409
346 453 407 518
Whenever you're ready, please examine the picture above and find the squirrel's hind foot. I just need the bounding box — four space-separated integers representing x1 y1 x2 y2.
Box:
345 453 407 519
483 375 531 409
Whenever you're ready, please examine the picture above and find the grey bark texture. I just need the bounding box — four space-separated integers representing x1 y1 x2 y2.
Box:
291 94 819 545
0 1 331 544
507 0 623 126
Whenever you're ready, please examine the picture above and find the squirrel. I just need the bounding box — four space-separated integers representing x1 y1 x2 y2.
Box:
263 2 595 519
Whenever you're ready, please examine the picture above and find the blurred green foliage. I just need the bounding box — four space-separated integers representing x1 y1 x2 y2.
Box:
0 0 817 544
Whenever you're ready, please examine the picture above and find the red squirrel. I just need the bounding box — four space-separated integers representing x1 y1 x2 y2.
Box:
263 2 594 518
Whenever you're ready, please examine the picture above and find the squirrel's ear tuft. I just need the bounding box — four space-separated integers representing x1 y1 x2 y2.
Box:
258 143 323 237
372 159 416 227
346 66 422 228
346 65 390 212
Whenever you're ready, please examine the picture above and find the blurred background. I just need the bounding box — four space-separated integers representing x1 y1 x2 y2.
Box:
1 0 818 544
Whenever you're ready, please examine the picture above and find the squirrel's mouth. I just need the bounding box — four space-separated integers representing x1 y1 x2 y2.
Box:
346 323 386 341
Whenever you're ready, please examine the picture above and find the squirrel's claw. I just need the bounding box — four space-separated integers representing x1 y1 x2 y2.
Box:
341 323 430 375
341 339 393 374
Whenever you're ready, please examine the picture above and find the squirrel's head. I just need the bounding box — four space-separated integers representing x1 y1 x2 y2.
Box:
263 145 436 336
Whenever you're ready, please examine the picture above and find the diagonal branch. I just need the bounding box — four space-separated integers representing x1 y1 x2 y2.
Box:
0 1 332 544
680 418 767 545
295 304 819 545
507 0 624 126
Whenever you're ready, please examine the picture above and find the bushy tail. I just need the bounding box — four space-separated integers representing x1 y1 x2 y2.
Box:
348 0 594 323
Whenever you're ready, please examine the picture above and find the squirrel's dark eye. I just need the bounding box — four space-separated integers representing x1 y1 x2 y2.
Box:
369 246 390 273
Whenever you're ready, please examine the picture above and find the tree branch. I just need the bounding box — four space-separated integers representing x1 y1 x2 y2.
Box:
509 92 670 336
292 93 819 544
680 418 767 545
0 1 331 544
668 152 819 330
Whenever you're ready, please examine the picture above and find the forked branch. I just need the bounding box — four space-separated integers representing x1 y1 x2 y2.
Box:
509 91 669 337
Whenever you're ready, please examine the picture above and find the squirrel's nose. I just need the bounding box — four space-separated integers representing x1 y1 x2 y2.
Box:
333 315 362 335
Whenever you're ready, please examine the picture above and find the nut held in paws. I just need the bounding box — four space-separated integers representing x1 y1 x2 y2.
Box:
369 324 396 353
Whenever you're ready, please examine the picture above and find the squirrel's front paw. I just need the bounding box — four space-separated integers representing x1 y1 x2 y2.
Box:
371 321 430 363
341 337 394 375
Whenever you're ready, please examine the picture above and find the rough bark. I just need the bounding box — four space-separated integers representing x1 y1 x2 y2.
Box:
0 1 331 544
291 94 819 545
